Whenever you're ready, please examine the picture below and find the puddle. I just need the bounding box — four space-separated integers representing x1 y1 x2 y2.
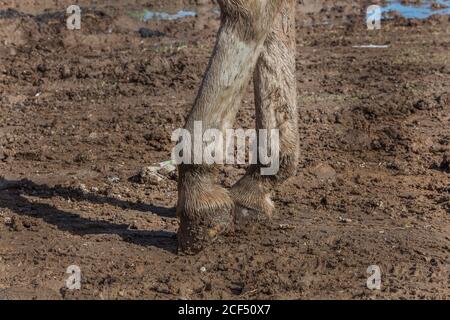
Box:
130 9 197 21
130 6 222 22
381 0 450 19
143 10 197 21
352 44 390 48
131 1 450 24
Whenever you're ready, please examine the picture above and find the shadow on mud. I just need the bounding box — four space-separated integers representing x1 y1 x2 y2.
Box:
0 179 177 253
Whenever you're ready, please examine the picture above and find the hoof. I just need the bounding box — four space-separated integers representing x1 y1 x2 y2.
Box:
232 199 273 231
177 164 236 254
177 205 233 255
230 181 274 231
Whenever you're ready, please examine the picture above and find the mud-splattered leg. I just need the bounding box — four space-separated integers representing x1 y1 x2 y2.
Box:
230 0 299 227
177 0 284 254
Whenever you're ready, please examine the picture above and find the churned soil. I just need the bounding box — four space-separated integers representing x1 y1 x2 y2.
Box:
0 0 449 299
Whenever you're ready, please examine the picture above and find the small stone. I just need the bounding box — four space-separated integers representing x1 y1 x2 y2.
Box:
78 183 89 193
136 166 164 185
108 176 120 184
159 164 176 176
338 216 352 223
278 224 295 230
311 163 337 182
37 64 47 73
129 221 139 230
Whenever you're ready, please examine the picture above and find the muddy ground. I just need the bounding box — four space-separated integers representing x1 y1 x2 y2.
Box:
0 0 449 299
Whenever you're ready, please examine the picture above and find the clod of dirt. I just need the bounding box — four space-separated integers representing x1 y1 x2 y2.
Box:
129 220 139 230
9 47 17 56
4 216 12 225
37 63 48 73
60 65 72 79
320 196 328 206
439 153 450 172
138 28 165 38
431 153 450 173
143 129 171 151
135 166 164 185
311 163 337 182
10 216 24 232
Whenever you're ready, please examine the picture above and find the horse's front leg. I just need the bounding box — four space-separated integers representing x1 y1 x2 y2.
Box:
177 0 283 254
